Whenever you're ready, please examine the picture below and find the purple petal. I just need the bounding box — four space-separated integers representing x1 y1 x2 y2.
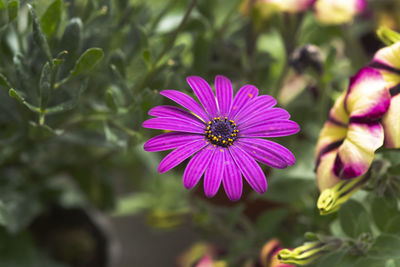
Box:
142 117 205 134
234 95 276 122
239 138 295 168
203 147 226 198
239 120 300 138
222 154 243 201
187 76 219 118
228 145 267 194
160 90 209 122
148 105 204 124
158 139 208 173
183 145 215 189
229 85 259 119
144 132 204 152
238 108 291 129
215 75 233 117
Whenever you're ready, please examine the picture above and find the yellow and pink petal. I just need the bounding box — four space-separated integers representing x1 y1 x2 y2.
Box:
371 42 400 88
334 122 383 179
314 0 366 25
382 94 400 148
345 68 390 121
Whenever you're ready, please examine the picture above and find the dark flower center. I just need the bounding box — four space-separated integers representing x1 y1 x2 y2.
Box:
205 117 239 147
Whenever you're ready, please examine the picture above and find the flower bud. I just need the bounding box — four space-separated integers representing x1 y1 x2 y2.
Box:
277 240 341 265
317 174 368 215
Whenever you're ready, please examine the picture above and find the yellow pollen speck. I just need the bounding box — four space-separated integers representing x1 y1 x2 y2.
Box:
248 93 253 98
208 121 211 124
222 140 226 143
225 117 228 120
207 126 210 130
218 135 222 138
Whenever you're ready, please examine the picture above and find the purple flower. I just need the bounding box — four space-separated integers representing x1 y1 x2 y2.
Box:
143 75 300 201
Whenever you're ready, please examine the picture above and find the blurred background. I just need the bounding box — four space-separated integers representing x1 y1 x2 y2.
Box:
1 0 400 266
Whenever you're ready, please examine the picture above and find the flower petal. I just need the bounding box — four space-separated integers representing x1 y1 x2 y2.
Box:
238 108 291 129
229 85 259 118
229 145 267 194
142 117 204 134
371 42 400 88
234 95 277 122
158 139 209 173
222 154 242 201
240 138 295 167
316 149 341 191
187 76 219 118
203 147 226 197
328 91 349 125
345 68 390 120
183 145 215 189
148 105 204 124
334 122 384 179
239 120 300 138
160 90 209 122
315 121 347 161
144 132 204 152
215 75 233 117
383 94 400 148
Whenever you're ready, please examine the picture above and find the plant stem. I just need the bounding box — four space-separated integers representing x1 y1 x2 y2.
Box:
134 0 198 93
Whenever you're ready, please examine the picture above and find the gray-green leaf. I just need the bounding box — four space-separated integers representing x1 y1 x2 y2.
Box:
339 200 371 238
7 0 18 23
40 0 62 37
70 48 104 77
39 62 52 109
28 4 52 62
369 234 400 259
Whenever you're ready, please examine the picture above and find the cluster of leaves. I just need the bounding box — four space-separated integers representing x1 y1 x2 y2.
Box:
1 0 400 266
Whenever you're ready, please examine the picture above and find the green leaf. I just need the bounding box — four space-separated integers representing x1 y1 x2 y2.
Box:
0 201 10 226
60 17 82 56
40 0 62 37
369 234 400 259
256 208 289 236
70 48 104 77
261 177 315 203
371 196 399 232
39 62 52 109
339 200 371 238
113 193 153 216
106 89 118 112
7 0 18 22
109 50 126 78
0 0 6 9
142 49 151 70
0 73 12 89
28 4 52 63
8 89 40 113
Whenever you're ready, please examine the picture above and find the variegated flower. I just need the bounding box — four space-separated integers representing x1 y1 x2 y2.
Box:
314 0 366 25
370 41 400 148
315 68 390 191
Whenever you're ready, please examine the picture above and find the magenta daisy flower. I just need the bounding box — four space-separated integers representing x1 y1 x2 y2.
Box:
142 75 300 201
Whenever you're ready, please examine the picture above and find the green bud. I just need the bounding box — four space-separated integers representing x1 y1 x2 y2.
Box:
377 27 400 46
278 240 341 266
317 175 368 215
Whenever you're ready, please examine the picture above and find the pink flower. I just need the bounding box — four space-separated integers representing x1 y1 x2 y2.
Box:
143 76 299 200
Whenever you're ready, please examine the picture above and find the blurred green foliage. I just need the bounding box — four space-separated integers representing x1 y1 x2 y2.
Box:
0 0 400 266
